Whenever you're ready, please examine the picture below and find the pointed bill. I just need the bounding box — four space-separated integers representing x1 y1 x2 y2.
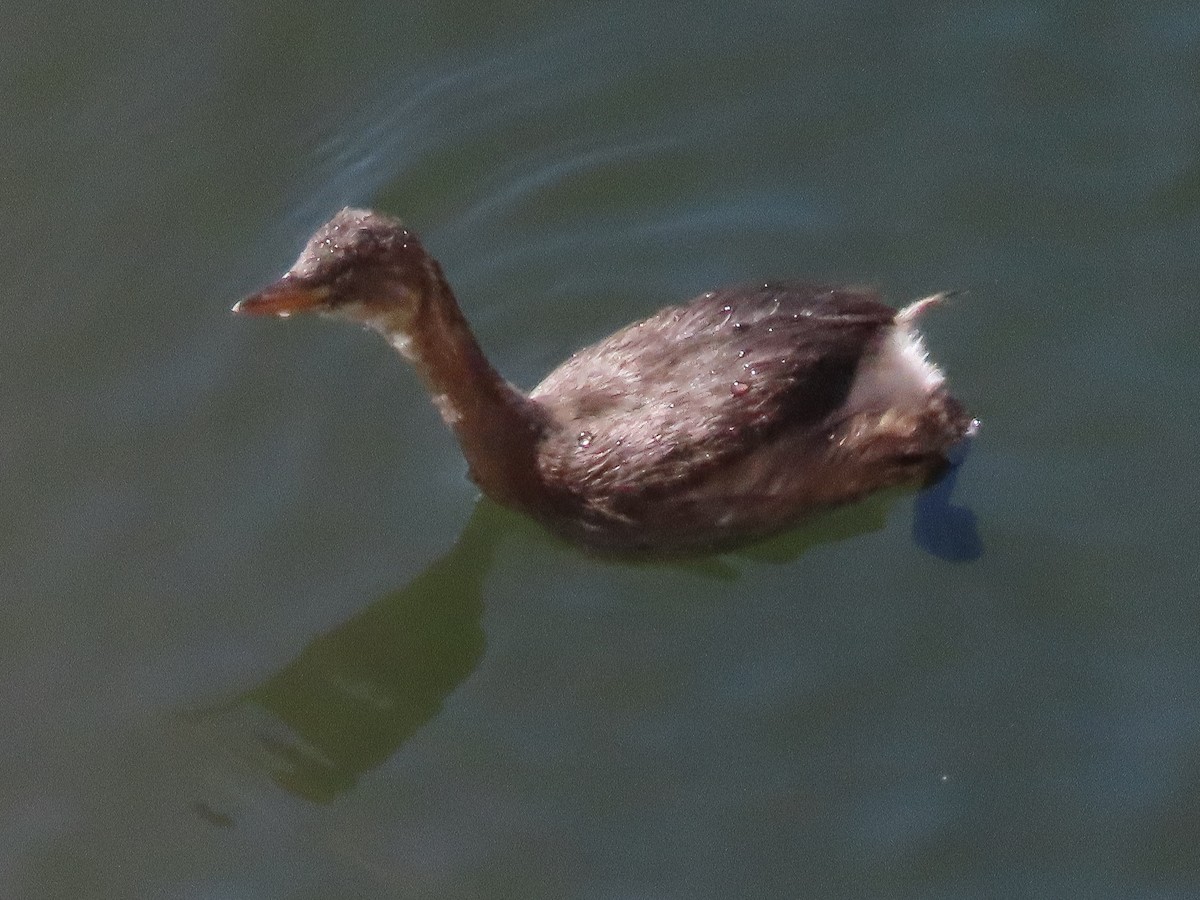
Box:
232 281 331 317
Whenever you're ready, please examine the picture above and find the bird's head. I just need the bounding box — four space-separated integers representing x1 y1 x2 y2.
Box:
233 208 436 332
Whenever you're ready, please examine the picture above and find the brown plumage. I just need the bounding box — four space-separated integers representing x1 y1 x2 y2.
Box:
235 208 976 556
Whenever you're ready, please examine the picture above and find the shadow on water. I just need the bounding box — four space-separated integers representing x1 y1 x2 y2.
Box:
191 450 980 806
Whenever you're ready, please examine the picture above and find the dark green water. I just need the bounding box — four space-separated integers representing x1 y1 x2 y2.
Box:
4 1 1199 897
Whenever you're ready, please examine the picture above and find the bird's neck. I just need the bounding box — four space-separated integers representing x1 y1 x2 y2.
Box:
374 261 550 510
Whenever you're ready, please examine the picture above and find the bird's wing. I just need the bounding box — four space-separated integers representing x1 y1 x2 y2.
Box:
531 281 897 496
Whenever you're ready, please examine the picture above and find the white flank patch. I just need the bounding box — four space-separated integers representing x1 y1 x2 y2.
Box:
844 323 945 416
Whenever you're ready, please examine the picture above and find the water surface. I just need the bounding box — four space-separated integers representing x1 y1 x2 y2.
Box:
3 1 1200 897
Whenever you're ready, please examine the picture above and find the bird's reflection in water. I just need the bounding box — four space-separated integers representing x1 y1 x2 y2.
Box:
229 503 510 803
198 448 979 807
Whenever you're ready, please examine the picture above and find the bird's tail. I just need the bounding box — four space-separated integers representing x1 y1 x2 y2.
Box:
896 290 964 325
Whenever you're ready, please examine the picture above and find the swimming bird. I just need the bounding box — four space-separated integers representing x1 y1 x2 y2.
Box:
234 208 976 556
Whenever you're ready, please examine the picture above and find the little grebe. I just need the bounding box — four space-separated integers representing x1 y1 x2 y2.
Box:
235 208 976 555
